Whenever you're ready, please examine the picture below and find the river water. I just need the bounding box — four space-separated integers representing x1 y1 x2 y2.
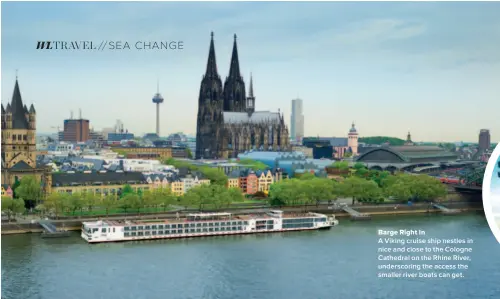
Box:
2 214 500 299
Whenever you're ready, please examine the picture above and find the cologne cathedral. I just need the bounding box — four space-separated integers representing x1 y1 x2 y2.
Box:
195 33 290 159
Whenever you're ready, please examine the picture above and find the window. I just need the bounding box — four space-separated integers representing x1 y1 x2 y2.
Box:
158 225 163 229
158 231 164 235
101 228 106 233
177 229 182 234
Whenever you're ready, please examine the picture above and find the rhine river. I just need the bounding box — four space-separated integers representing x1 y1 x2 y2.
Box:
2 214 500 299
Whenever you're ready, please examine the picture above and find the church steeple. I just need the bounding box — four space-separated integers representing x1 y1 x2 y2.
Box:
249 73 254 98
10 78 29 129
223 33 246 112
228 34 241 79
204 31 219 79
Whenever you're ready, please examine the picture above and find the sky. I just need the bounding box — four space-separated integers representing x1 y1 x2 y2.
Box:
1 2 500 141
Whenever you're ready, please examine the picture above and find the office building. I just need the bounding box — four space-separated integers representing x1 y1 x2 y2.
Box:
479 129 491 151
291 98 304 142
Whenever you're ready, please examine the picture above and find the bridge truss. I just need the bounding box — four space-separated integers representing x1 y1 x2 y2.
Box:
460 166 485 186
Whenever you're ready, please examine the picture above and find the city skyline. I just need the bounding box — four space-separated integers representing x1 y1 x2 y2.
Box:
2 2 499 141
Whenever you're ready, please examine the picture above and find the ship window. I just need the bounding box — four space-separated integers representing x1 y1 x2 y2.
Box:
178 224 183 228
208 222 213 227
145 231 150 235
124 227 130 231
196 228 201 232
151 225 157 229
177 229 182 234
190 229 196 233
101 228 106 233
131 232 137 236
196 223 201 227
145 226 151 230
138 232 144 236
165 225 170 229
138 226 144 230
124 232 130 237
158 225 163 229
202 223 207 227
203 228 208 232
215 228 220 231
113 228 115 233
152 231 157 235
209 228 214 232
214 222 219 226
244 221 248 225
171 224 177 229
190 223 195 227
238 226 242 230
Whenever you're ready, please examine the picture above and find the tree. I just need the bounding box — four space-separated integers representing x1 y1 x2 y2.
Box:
15 175 42 209
34 203 47 218
298 172 316 180
185 148 193 159
101 194 117 218
198 167 228 187
82 193 98 214
332 161 349 170
344 151 353 158
1 197 25 222
121 185 135 198
353 162 366 170
359 136 405 146
340 176 381 205
127 193 144 214
157 189 177 212
68 193 83 216
44 192 69 219
119 194 136 213
236 159 269 171
384 174 447 202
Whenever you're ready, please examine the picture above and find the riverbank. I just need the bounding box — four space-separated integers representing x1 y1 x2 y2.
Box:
1 201 483 235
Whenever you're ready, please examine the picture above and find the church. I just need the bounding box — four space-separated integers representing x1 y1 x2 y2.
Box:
195 32 290 159
1 77 50 203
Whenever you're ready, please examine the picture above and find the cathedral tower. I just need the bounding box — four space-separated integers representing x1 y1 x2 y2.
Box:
223 34 247 112
195 32 224 159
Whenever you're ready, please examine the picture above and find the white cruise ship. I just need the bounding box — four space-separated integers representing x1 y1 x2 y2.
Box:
81 210 338 243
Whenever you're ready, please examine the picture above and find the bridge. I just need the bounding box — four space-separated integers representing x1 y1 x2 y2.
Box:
39 220 70 238
450 164 485 194
342 206 371 221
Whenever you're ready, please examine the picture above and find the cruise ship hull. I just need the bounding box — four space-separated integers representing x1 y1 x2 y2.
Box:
82 224 334 244
81 210 339 244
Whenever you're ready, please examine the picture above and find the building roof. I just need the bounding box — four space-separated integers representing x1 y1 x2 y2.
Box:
10 161 33 170
9 79 30 130
356 145 458 164
223 111 281 124
51 171 147 187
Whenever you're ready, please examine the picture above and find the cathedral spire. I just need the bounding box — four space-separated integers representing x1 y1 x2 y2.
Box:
249 73 254 98
228 34 241 79
205 31 219 79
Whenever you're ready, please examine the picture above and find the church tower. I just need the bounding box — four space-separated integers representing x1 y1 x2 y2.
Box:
195 32 224 159
223 34 247 112
1 78 38 172
347 122 359 155
404 131 414 146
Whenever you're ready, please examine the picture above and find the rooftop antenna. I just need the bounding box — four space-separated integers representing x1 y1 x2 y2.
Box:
70 110 74 119
79 108 82 119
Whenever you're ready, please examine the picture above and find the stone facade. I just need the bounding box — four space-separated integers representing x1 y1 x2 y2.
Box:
1 78 50 200
195 33 290 159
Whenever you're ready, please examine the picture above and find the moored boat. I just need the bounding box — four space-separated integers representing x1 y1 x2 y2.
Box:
81 210 338 243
